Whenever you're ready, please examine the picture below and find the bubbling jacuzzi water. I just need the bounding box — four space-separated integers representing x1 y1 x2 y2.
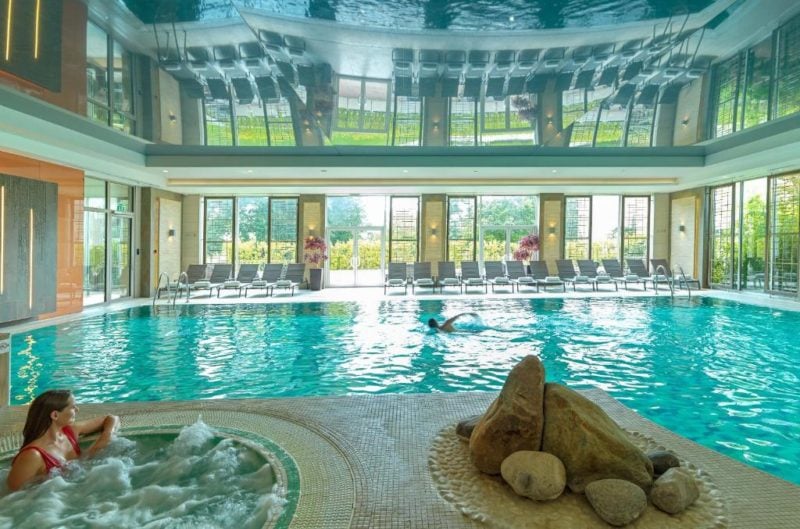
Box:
0 420 287 529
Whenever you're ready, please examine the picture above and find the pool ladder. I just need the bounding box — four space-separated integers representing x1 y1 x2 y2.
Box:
653 265 674 299
152 272 190 307
652 265 692 300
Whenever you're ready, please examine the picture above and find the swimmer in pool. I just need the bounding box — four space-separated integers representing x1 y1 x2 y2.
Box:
7 389 120 491
427 312 479 333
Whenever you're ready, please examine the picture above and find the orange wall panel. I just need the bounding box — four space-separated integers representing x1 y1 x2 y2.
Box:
0 151 84 319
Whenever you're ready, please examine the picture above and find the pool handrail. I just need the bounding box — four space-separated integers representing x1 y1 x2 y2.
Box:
153 272 172 307
173 271 190 305
654 264 674 299
677 266 692 298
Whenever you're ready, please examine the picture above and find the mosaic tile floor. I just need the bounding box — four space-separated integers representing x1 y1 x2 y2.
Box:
1 391 798 528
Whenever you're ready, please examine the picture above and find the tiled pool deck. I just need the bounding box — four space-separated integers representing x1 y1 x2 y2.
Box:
1 288 799 528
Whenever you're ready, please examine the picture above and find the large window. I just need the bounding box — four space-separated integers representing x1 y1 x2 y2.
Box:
594 103 627 147
265 98 296 146
204 93 234 146
479 196 538 261
392 96 422 146
710 185 735 286
480 96 536 146
235 100 268 146
591 195 620 260
564 197 591 259
447 197 476 267
333 77 390 145
742 38 773 129
711 55 743 138
237 197 269 264
83 178 134 305
389 197 419 263
776 15 800 118
626 103 655 147
769 174 799 294
204 198 234 263
568 86 613 147
449 97 477 146
86 22 135 134
269 198 299 263
622 196 650 261
740 178 767 290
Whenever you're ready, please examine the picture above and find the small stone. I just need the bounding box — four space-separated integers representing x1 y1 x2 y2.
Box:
651 467 700 514
585 479 647 527
500 451 566 501
647 450 681 476
455 415 482 440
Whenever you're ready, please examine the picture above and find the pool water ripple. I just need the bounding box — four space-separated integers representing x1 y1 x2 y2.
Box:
9 296 800 484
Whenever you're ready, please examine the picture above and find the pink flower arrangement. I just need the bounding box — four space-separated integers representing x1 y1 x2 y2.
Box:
303 235 328 267
513 233 540 262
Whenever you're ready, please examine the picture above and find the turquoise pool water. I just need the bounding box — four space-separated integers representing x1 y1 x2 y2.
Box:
9 297 800 484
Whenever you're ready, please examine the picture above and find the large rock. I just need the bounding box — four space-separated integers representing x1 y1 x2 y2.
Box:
541 383 653 492
469 355 545 474
585 479 647 527
500 451 566 501
650 467 700 514
647 450 681 477
455 415 482 441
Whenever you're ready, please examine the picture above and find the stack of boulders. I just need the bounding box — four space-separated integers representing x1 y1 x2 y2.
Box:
457 355 700 527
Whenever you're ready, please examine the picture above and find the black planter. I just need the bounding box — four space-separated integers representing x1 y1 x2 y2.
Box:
309 268 323 290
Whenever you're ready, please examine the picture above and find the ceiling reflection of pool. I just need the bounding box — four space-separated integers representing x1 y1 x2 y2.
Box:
9 296 800 484
122 0 716 30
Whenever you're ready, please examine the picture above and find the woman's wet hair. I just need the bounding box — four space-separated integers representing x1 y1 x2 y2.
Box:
22 390 73 447
428 318 439 328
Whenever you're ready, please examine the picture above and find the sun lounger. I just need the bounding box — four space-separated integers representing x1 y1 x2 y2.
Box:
505 261 538 292
216 263 260 297
412 262 436 294
384 262 409 294
484 261 513 293
530 261 566 292
556 259 595 291
460 261 488 293
436 261 462 293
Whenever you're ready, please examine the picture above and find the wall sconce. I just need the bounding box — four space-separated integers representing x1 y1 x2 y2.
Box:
430 227 438 237
546 116 553 126
548 225 556 236
308 228 316 237
681 116 690 127
679 224 686 233
432 118 441 132
168 112 177 123
168 228 176 240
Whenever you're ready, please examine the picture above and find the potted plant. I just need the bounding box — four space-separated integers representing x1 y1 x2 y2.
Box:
303 235 328 290
513 233 540 274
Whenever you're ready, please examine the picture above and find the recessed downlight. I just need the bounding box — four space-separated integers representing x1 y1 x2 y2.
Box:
551 169 558 174
162 169 169 173
403 169 409 173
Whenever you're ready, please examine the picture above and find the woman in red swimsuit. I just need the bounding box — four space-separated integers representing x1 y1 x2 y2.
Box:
7 389 120 491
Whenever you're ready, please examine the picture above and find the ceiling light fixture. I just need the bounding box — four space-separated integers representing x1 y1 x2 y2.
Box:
162 170 168 173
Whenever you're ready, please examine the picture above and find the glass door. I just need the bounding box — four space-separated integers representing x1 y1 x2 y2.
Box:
110 216 131 299
328 229 356 286
480 226 535 262
355 228 384 285
326 227 385 286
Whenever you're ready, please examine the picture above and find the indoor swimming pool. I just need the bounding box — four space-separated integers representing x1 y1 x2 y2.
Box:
9 296 800 484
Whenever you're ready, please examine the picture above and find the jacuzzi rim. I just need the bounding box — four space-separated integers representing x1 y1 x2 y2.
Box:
0 424 298 529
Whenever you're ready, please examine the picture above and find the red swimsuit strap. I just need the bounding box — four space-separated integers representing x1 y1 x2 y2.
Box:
13 446 63 472
62 425 81 457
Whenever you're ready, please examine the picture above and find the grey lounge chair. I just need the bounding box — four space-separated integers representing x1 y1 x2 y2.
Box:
530 261 566 292
460 261 487 293
412 262 436 294
505 261 538 292
436 261 462 293
245 263 283 297
556 259 595 291
200 264 233 297
274 263 305 296
484 261 513 293
627 259 668 290
174 264 210 297
602 259 646 290
216 264 260 297
384 262 409 294
577 260 618 291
